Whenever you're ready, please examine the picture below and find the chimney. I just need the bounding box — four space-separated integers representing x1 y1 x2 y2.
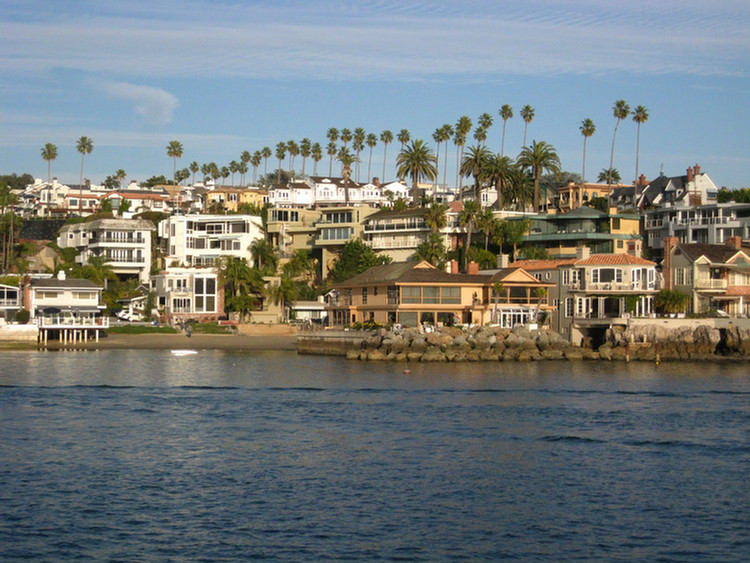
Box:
576 246 590 260
726 236 742 250
687 167 693 182
449 260 459 274
694 164 701 176
497 254 509 269
467 261 479 275
663 236 678 290
638 174 646 186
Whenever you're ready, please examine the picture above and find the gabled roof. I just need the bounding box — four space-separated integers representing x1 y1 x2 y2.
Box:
675 244 750 265
489 268 553 287
365 207 427 221
334 260 490 288
30 278 101 289
575 254 656 266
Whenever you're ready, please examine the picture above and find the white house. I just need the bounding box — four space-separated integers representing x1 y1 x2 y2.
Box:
159 214 264 268
151 267 223 323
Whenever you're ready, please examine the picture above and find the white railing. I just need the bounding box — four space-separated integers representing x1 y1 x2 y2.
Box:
37 316 109 328
695 279 727 290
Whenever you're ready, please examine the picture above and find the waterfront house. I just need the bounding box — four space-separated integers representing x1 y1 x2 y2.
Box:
663 236 750 317
151 267 224 324
0 282 22 321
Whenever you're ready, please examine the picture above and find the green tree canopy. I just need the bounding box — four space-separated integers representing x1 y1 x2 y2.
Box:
329 239 391 283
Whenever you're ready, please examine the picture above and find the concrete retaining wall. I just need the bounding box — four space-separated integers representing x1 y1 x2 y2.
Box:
0 324 38 342
297 330 366 356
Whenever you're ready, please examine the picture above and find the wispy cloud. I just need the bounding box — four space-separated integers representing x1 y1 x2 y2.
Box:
101 82 178 126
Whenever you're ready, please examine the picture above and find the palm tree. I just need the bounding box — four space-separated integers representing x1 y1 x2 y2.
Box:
579 118 596 183
439 124 453 189
240 151 251 185
424 202 448 233
337 147 356 205
500 218 530 261
166 140 183 182
326 127 339 145
598 168 621 183
275 142 287 184
81 255 117 288
517 140 561 212
608 99 631 185
632 105 649 184
340 128 352 148
300 138 312 177
475 207 498 250
201 162 212 183
459 199 480 269
250 237 278 275
473 127 487 147
353 128 366 181
76 135 93 212
218 256 265 321
396 139 438 207
413 232 446 268
189 161 200 185
481 153 513 210
41 143 57 184
380 130 393 181
261 146 272 176
432 127 444 197
229 160 239 187
271 274 300 322
326 141 338 176
478 112 493 144
499 104 513 156
454 116 472 197
114 169 126 190
365 133 378 183
460 145 492 203
311 142 323 176
286 140 299 175
250 152 262 184
520 105 535 147
397 129 410 151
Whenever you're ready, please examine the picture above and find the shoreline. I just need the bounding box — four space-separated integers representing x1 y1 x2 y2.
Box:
34 333 298 351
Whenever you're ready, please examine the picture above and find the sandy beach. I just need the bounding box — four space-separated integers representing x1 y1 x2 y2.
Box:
44 332 298 351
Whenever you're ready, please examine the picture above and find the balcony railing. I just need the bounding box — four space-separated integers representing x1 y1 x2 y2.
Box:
695 278 728 290
37 316 109 329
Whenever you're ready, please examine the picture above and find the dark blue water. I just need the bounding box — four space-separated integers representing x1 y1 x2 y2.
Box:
1 350 748 562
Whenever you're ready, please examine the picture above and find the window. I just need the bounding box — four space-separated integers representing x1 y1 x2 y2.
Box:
592 268 622 284
562 269 580 285
72 292 97 300
387 286 399 305
362 287 368 305
194 276 216 313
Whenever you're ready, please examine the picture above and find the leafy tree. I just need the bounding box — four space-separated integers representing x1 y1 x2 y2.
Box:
0 174 34 191
392 198 408 212
717 188 750 203
608 99 630 185
655 289 689 315
587 196 609 212
142 175 171 187
518 246 551 260
466 246 496 269
498 218 530 261
329 239 391 283
517 140 561 212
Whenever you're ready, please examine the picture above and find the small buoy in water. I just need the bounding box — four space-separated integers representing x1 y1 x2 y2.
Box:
403 369 411 374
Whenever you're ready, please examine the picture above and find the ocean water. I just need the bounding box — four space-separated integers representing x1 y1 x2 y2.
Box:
1 350 748 562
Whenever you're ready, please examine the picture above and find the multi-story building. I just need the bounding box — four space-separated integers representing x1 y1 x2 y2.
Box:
57 218 154 283
0 282 22 321
521 206 643 258
556 182 622 212
159 214 264 268
268 176 410 208
151 267 224 324
266 207 320 256
637 164 719 210
663 236 750 317
316 206 380 276
644 202 750 259
203 187 267 212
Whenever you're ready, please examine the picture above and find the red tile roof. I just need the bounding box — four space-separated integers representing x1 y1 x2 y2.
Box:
575 254 655 266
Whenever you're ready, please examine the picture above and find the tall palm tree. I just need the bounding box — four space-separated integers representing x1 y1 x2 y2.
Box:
261 146 272 177
326 141 338 176
311 142 323 176
517 140 561 212
598 168 621 183
478 112 493 142
250 237 278 275
397 129 411 151
473 127 487 147
475 207 498 250
189 161 200 185
240 151 251 185
520 105 535 147
579 118 596 183
439 123 453 189
41 143 57 184
229 160 239 187
237 161 248 187
286 140 299 175
632 105 649 184
250 152 262 184
275 142 287 184
366 133 378 183
459 199 480 269
337 146 357 205
76 136 93 212
454 116 472 197
432 127 444 198
499 104 513 156
218 256 265 321
608 99 630 185
166 140 183 182
460 145 492 203
326 127 339 145
340 128 352 148
396 139 438 207
481 153 513 210
114 169 126 190
201 162 212 183
380 130 393 181
352 128 366 181
300 138 312 177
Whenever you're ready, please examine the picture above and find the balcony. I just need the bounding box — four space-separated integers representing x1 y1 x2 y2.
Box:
695 278 728 290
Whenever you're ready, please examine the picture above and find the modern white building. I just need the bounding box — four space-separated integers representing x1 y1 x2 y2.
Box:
268 176 410 208
57 218 154 283
151 267 223 323
159 214 264 268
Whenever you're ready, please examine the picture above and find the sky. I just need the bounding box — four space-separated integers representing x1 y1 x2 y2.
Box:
2 0 750 190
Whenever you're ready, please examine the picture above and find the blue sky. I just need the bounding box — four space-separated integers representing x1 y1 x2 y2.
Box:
2 0 749 189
